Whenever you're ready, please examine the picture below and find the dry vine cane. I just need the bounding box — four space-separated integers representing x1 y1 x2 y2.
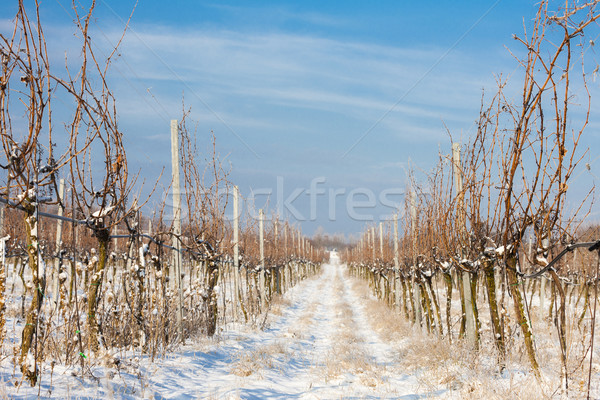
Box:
178 112 231 338
0 2 97 385
56 1 144 358
498 0 598 381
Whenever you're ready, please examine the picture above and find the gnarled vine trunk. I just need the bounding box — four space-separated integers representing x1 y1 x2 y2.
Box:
205 259 219 337
506 253 540 377
87 228 109 354
20 204 45 386
482 258 505 368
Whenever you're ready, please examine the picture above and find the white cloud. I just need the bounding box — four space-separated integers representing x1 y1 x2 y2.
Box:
204 3 354 30
93 24 508 146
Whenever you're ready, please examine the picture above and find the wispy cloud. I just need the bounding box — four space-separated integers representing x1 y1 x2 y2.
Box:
6 10 515 167
204 3 353 30
99 25 503 138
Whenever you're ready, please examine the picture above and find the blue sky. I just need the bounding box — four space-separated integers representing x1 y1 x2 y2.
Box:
2 1 598 237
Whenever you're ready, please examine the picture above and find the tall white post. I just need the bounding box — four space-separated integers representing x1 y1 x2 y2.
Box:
284 224 288 257
259 209 265 268
274 218 278 258
371 226 376 261
379 222 384 259
393 213 400 308
0 235 8 272
393 214 399 270
233 186 240 269
232 185 240 319
462 270 476 344
112 225 119 253
259 209 265 305
410 191 417 255
452 143 463 197
171 119 184 340
0 204 4 281
53 179 65 305
410 191 421 326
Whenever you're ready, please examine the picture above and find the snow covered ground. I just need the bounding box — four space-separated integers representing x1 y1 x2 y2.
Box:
1 260 428 399
2 257 599 399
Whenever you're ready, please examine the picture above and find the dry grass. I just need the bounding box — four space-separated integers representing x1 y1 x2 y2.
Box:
350 279 411 343
296 301 318 330
314 285 384 387
268 294 292 317
229 341 288 377
321 327 374 383
343 270 594 399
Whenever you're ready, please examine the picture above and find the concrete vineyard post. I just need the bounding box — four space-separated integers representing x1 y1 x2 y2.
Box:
171 119 184 341
379 222 384 259
233 185 240 319
52 179 65 306
371 227 375 262
451 143 465 229
274 219 278 259
284 224 288 256
462 271 476 345
259 209 265 304
393 213 400 309
259 209 264 267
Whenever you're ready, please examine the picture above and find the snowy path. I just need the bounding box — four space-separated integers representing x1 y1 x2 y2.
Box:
150 263 428 399
5 262 437 399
